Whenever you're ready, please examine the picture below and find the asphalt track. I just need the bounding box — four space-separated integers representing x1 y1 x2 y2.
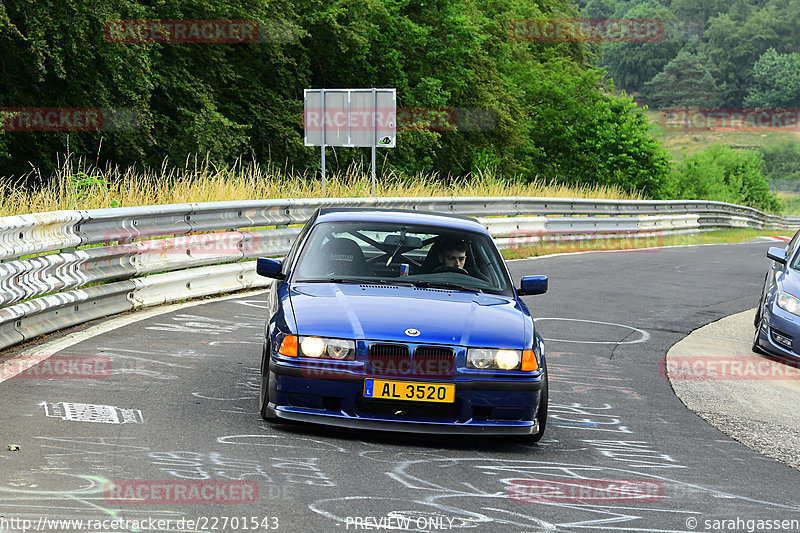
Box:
667 309 800 470
1 240 799 533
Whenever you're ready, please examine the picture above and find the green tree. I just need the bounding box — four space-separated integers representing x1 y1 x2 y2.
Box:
703 0 794 107
0 0 674 200
0 0 302 178
516 60 672 195
601 1 681 94
582 0 616 18
761 141 800 182
669 0 729 26
671 144 781 211
644 46 721 107
744 48 800 109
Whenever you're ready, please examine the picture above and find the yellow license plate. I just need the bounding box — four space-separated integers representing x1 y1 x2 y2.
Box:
364 379 455 403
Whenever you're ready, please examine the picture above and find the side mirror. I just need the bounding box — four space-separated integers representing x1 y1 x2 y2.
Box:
767 247 788 265
256 257 285 279
519 275 548 296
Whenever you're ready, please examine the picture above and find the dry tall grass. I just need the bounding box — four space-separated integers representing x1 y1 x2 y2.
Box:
0 156 644 216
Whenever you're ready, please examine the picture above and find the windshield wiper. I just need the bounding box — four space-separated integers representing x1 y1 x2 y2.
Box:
413 280 482 293
297 277 415 286
296 277 374 284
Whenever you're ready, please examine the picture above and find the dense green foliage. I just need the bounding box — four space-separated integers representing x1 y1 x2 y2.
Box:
584 0 800 109
644 45 721 108
2 0 793 212
744 48 800 109
523 66 672 196
575 0 798 209
0 0 674 199
761 141 800 183
600 1 682 95
669 144 781 212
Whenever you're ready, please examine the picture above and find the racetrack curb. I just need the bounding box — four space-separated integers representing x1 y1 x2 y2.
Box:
666 309 800 471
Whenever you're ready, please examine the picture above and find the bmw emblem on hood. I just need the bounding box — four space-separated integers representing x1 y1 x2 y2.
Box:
405 328 420 337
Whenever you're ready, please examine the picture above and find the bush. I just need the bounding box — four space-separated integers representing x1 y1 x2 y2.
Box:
515 62 673 197
761 141 800 183
671 144 782 212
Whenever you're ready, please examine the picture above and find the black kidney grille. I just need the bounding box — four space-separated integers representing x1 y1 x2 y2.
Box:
368 343 411 375
412 346 455 375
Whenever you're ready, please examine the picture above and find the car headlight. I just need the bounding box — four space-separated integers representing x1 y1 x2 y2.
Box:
300 336 326 357
467 348 526 370
326 339 354 360
467 348 494 369
496 349 520 370
298 336 356 360
777 291 800 316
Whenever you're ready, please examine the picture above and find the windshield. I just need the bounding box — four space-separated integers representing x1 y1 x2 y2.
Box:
292 221 513 296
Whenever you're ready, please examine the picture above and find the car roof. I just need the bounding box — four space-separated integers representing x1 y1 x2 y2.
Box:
314 208 488 233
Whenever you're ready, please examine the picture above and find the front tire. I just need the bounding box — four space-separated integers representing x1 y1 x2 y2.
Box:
752 319 766 355
530 357 548 443
754 275 767 327
259 339 276 420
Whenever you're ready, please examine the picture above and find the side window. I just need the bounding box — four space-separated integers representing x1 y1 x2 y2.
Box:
786 230 800 267
282 214 317 275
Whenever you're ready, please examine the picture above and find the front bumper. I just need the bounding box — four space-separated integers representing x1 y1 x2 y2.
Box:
757 303 800 358
267 361 544 435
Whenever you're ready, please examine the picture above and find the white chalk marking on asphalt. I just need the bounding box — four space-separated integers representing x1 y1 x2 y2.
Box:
533 317 651 345
233 300 270 309
41 401 144 424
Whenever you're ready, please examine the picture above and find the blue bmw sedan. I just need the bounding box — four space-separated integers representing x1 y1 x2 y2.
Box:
754 231 800 358
256 208 549 440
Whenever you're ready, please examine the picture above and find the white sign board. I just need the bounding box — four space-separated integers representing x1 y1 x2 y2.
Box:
304 88 396 148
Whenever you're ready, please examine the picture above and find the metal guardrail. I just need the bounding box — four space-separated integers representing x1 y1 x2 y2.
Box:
770 180 800 194
1 196 799 352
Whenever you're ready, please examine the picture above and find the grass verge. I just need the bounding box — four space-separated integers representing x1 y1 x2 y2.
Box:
644 110 800 160
502 228 787 259
0 157 643 216
777 193 800 216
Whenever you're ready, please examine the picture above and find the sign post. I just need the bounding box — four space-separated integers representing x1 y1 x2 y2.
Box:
304 88 396 195
372 88 377 195
321 88 326 194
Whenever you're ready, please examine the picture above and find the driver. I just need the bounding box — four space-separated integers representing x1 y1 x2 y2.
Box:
437 238 467 271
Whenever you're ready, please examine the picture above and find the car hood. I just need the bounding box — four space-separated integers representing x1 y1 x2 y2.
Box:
778 267 800 295
289 282 527 348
